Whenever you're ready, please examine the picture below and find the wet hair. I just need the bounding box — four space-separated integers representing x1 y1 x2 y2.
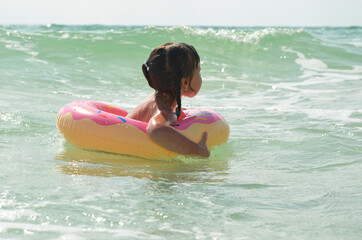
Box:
142 43 200 119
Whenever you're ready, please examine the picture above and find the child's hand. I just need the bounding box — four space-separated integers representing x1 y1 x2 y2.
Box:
198 132 210 157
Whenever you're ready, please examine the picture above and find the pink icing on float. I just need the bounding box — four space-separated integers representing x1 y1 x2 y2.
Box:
56 100 229 158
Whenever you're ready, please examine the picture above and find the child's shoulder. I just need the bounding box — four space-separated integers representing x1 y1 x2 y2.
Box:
127 96 158 123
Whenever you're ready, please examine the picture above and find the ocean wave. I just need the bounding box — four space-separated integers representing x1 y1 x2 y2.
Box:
189 27 307 44
0 25 313 46
1 26 358 63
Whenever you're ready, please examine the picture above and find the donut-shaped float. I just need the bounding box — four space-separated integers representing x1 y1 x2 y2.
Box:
56 100 229 158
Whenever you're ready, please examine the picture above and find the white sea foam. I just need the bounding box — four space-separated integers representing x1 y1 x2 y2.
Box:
1 39 38 56
265 93 362 123
350 42 362 47
60 33 70 39
301 109 360 123
274 47 362 92
54 234 85 240
0 39 48 64
269 71 361 91
25 56 49 64
188 27 304 44
0 209 40 221
281 46 328 71
0 221 161 239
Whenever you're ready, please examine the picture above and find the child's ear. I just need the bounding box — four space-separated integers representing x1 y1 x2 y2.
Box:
181 77 187 88
180 77 189 96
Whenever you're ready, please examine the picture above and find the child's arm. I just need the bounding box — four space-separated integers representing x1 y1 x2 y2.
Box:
147 113 210 157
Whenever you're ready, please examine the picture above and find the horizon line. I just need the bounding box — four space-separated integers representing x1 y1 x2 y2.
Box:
1 23 361 28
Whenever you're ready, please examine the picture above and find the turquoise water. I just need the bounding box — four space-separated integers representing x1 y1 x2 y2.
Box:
0 25 361 239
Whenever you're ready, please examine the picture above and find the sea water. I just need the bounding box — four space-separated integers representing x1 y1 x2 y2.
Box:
0 25 361 239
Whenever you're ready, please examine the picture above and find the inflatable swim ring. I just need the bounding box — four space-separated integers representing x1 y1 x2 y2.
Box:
56 100 229 158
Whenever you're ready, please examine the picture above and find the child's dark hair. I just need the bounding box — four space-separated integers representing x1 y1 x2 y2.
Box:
142 43 200 119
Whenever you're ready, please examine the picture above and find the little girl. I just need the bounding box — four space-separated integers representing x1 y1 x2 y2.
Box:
127 43 210 157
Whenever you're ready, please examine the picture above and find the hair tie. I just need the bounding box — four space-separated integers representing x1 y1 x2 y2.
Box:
176 110 181 117
144 62 150 71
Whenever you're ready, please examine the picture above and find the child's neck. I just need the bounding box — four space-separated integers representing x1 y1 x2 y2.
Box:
154 92 177 112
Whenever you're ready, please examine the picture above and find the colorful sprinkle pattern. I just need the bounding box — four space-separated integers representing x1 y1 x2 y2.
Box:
59 100 223 133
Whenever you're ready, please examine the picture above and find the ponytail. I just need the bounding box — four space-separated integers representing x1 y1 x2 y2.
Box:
175 77 182 120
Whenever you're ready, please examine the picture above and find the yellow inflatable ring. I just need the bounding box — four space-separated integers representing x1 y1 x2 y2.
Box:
56 100 229 158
